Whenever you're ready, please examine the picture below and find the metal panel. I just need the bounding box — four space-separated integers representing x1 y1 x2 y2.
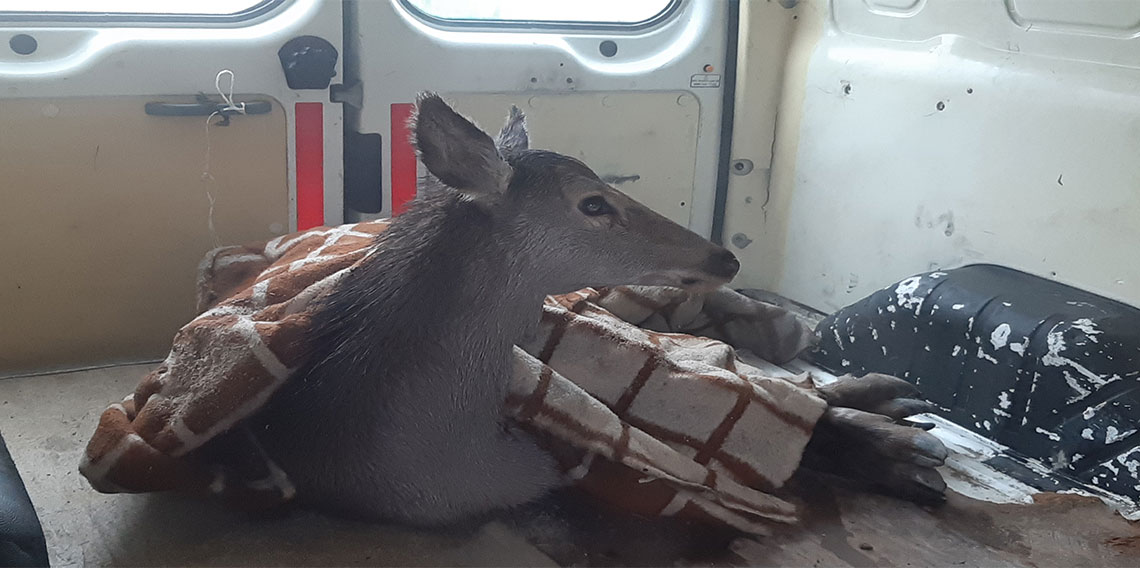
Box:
441 92 699 226
0 0 343 375
726 0 1140 312
0 97 289 376
0 0 344 231
348 0 728 236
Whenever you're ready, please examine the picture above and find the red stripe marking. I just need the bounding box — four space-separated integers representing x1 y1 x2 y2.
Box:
295 102 325 230
390 102 417 215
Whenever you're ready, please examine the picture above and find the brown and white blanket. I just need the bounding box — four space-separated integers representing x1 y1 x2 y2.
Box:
79 219 826 535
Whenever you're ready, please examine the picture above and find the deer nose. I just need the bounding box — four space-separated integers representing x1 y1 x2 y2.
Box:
704 249 740 280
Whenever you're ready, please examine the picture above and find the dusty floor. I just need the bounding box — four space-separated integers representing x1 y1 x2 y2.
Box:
2 364 1139 567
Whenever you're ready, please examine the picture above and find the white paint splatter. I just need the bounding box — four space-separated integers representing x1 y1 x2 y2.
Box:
952 304 966 310
1104 460 1120 476
1106 426 1136 444
952 345 962 356
1107 426 1120 443
990 323 1011 350
1072 318 1102 343
1082 428 1095 441
1044 321 1120 402
881 345 888 356
894 276 924 313
1052 450 1070 468
1117 448 1140 479
841 359 851 367
983 420 993 431
998 392 1012 410
887 304 897 313
1121 459 1140 481
977 347 999 364
890 320 897 329
1035 427 1062 442
871 328 879 341
1083 400 1108 421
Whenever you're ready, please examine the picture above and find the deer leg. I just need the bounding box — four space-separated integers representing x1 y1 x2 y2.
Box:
803 373 949 504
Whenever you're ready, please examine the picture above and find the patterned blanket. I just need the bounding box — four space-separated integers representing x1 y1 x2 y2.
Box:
79 219 826 535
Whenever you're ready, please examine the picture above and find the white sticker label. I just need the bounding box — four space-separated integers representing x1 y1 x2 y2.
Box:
690 73 721 88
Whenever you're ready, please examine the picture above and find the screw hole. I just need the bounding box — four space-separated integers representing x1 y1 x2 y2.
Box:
529 77 537 83
9 34 37 56
566 77 573 84
936 101 946 111
966 88 974 94
680 201 686 207
599 40 617 58
842 84 852 95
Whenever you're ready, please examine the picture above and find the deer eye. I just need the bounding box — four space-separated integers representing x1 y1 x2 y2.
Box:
578 195 613 217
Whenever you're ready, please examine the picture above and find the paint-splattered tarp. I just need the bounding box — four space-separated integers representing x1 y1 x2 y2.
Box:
812 265 1140 504
79 219 827 534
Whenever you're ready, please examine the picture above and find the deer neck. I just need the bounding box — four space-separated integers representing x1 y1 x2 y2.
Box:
351 192 546 374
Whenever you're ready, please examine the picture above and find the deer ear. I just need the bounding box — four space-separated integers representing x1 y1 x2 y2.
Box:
411 92 511 201
496 105 529 159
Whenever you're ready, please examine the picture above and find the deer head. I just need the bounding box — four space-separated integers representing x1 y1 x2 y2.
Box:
412 92 739 294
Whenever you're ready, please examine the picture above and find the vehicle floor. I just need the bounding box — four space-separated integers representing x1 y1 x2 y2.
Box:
2 363 1137 567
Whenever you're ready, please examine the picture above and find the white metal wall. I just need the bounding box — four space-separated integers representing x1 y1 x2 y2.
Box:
726 0 1140 312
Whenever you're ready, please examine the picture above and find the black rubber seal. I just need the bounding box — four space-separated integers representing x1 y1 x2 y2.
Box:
709 0 740 245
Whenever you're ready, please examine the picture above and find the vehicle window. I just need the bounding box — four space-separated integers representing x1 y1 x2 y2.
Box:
0 0 272 16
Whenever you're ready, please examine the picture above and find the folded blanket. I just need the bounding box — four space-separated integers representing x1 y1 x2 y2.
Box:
79 220 825 535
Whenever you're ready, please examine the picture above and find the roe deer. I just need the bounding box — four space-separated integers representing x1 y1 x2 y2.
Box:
253 93 740 526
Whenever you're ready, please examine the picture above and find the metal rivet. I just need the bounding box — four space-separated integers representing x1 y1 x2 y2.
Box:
731 159 754 175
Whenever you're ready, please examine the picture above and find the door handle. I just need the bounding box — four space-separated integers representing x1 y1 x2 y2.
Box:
145 98 272 121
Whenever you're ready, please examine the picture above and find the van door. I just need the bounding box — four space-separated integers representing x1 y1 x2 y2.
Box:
0 0 342 376
0 0 736 377
343 0 733 234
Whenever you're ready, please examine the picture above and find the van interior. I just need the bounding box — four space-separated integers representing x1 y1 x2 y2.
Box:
2 0 1140 566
